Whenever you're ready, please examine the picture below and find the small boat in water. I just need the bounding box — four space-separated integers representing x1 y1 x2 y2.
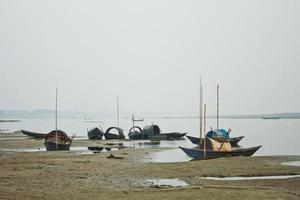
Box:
179 145 262 160
87 127 104 140
44 130 73 151
20 130 47 140
142 125 186 140
104 127 125 140
186 135 244 146
180 81 261 160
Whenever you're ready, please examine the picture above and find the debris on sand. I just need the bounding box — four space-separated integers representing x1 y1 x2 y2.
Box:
106 154 124 159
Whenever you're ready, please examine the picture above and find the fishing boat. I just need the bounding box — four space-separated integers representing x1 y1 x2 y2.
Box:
44 130 72 151
179 145 262 160
20 130 47 139
179 81 261 160
142 125 186 140
87 127 104 140
186 135 244 146
128 126 144 140
44 88 73 151
104 127 125 140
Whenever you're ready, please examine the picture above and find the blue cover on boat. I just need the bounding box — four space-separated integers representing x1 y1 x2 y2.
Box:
206 129 229 140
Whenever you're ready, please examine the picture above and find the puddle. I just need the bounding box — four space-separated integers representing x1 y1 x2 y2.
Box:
144 148 192 163
122 139 189 149
281 161 300 167
145 178 189 187
200 175 300 181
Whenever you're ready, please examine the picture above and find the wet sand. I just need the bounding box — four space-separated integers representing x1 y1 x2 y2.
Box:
0 132 300 199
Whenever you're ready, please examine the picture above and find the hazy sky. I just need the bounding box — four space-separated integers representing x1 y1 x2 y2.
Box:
0 0 299 115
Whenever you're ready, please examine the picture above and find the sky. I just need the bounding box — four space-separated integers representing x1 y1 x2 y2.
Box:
0 0 299 116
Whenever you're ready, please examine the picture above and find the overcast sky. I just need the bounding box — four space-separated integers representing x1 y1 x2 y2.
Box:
0 0 299 115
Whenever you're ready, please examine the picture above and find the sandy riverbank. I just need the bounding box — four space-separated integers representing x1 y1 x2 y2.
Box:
0 133 300 199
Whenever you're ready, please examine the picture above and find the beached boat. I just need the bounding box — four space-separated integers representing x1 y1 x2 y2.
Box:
128 126 144 140
179 145 262 160
104 127 125 140
142 125 186 140
44 130 73 151
186 135 244 146
87 127 104 140
20 130 47 139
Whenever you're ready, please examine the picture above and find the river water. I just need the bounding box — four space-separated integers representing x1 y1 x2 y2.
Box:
0 117 299 156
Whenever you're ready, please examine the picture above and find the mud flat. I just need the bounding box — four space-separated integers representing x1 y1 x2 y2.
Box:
0 134 300 200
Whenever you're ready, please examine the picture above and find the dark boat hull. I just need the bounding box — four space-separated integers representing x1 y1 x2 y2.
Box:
44 141 71 151
88 127 104 140
128 132 144 140
104 127 125 140
144 132 187 140
186 135 244 146
179 146 262 160
104 132 125 140
20 130 47 140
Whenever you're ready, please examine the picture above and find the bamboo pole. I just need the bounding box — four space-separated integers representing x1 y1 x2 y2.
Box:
217 84 219 130
199 77 203 145
204 103 207 159
117 96 119 128
132 114 134 127
55 88 58 150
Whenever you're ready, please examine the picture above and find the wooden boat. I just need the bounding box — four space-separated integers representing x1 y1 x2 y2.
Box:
146 132 187 140
142 125 186 140
44 130 72 151
87 127 104 140
179 145 262 160
88 146 104 151
128 126 144 140
186 135 244 146
104 127 125 140
20 130 47 139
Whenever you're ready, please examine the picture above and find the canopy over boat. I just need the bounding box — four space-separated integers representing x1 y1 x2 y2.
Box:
143 125 161 136
206 129 230 140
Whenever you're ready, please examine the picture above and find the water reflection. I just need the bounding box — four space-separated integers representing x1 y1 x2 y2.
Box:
200 175 300 181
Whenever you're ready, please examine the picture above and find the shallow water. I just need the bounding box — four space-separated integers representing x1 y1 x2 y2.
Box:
145 178 189 187
144 149 192 163
281 161 300 167
1 118 299 156
200 175 300 181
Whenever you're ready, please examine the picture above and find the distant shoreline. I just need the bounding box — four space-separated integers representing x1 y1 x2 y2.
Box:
0 120 21 123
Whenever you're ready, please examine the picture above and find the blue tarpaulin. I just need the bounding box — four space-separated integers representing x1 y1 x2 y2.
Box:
206 129 230 140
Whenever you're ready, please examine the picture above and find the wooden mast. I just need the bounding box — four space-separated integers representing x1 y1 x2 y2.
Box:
199 77 203 145
55 88 58 150
217 84 219 130
204 103 207 159
117 96 119 128
132 114 134 127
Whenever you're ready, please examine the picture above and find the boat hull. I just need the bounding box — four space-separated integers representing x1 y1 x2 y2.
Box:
104 127 125 140
44 141 71 151
186 135 244 146
128 132 144 140
20 130 47 139
179 145 262 160
144 132 187 140
88 127 104 140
